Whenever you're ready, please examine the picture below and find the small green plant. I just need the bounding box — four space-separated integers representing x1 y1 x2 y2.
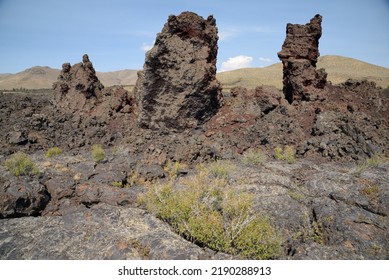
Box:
273 146 296 164
91 144 105 163
208 160 236 179
274 147 283 160
140 163 282 259
128 238 151 259
284 146 296 164
45 147 62 158
366 153 387 167
288 190 306 202
164 160 188 179
111 181 125 188
361 185 379 197
242 149 266 165
126 171 146 187
294 213 326 245
4 152 40 177
353 153 388 176
311 221 325 245
360 182 380 200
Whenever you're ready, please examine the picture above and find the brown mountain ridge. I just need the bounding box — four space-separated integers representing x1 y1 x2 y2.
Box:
0 66 138 90
0 55 388 90
218 55 389 90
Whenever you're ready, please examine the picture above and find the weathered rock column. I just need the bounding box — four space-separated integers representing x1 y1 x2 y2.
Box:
134 11 222 131
52 54 104 113
278 14 327 103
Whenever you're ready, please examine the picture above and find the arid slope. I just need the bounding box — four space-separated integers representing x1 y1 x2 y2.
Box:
217 55 389 90
1 56 388 90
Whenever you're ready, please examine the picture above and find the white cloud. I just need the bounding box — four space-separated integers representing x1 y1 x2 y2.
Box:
219 27 239 41
258 57 273 67
141 42 154 52
220 55 253 72
259 57 272 63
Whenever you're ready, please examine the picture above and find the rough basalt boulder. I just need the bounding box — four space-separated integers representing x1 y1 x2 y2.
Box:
134 11 222 131
278 14 327 103
0 176 50 218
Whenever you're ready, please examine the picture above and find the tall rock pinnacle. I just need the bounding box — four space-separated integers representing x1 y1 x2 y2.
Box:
278 14 327 103
134 11 222 131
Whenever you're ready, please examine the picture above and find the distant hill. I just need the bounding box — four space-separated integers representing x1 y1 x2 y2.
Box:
0 66 139 90
97 69 138 88
0 66 59 90
1 55 388 90
217 55 389 90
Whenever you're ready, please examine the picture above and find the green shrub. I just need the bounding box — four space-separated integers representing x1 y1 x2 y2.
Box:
140 164 282 259
284 146 296 164
353 153 388 175
45 147 62 158
111 181 125 188
273 146 296 164
274 147 283 160
4 152 40 177
366 153 387 167
164 160 188 179
242 149 266 165
91 144 105 163
208 160 236 180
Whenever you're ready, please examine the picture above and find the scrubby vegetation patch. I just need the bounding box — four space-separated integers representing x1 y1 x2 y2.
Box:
4 152 40 177
140 162 282 259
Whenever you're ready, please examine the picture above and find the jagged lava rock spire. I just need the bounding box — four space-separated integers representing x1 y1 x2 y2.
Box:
52 54 104 112
134 11 222 131
278 14 327 103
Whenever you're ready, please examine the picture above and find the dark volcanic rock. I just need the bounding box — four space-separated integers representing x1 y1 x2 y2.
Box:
0 176 50 218
1 11 389 261
0 203 216 260
134 11 222 131
52 54 104 113
278 14 327 103
50 55 133 149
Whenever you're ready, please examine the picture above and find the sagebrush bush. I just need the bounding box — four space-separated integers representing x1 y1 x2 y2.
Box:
273 146 296 164
45 147 62 158
284 146 296 164
242 149 266 165
91 144 105 163
353 153 388 175
164 160 188 179
274 147 283 160
208 160 236 179
140 163 282 259
4 152 40 177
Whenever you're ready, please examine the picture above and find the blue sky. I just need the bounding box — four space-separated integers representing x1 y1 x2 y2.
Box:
0 0 388 73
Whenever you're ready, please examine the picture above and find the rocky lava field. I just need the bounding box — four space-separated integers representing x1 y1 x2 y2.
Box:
0 12 388 259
